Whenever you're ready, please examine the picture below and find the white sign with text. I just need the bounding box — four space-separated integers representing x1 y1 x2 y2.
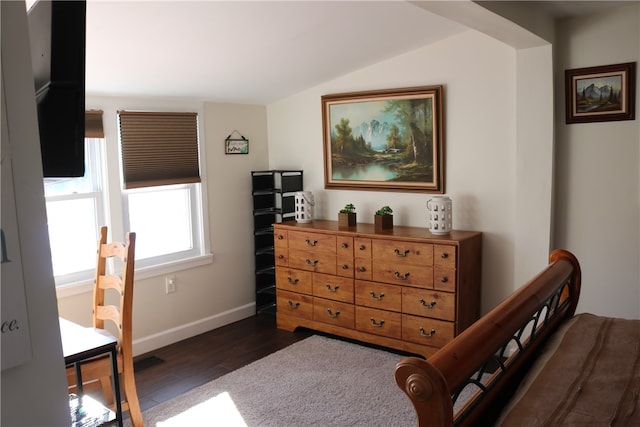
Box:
1 108 33 371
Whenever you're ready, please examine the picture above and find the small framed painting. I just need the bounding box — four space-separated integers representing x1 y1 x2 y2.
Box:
565 62 636 124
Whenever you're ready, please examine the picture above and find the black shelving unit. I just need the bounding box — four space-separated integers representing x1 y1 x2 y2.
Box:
251 170 303 315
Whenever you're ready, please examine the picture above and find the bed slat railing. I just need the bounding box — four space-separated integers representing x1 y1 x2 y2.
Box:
395 249 581 427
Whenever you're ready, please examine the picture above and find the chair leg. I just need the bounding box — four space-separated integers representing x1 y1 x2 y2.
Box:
99 376 115 406
122 359 144 427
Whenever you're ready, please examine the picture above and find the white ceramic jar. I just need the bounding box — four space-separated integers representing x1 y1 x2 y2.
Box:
427 195 452 235
294 191 314 223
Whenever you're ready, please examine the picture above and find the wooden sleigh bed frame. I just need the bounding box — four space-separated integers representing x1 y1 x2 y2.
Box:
394 249 640 426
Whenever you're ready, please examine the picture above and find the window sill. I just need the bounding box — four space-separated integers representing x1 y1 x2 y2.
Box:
55 253 214 299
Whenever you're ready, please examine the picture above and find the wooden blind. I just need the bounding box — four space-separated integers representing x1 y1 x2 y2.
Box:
85 110 104 138
118 111 201 189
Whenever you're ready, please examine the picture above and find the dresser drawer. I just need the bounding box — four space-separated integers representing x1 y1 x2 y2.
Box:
372 262 433 288
276 268 312 294
354 280 401 312
354 238 372 258
289 231 336 255
434 267 456 292
402 314 454 348
372 240 433 265
355 306 401 339
434 245 457 269
313 298 355 329
402 288 455 322
337 236 354 257
277 290 313 320
274 229 288 248
354 258 372 281
275 248 288 266
336 254 354 278
313 273 354 303
288 250 337 275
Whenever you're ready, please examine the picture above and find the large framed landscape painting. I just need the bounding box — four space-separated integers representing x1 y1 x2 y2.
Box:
565 62 636 124
322 85 444 192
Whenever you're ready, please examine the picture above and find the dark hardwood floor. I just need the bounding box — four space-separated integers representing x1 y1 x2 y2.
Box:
130 313 313 414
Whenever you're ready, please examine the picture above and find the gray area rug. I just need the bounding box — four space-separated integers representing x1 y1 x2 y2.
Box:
132 335 418 426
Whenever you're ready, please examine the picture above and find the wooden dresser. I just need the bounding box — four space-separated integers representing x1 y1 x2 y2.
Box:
274 220 482 358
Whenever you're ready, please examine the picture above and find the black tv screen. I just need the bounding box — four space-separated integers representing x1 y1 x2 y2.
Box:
27 0 86 178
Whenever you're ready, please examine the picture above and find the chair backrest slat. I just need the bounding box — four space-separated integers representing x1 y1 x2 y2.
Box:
92 226 136 345
101 242 128 259
95 305 121 329
97 274 123 293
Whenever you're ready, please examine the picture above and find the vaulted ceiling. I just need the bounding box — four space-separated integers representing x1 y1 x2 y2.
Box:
79 1 631 105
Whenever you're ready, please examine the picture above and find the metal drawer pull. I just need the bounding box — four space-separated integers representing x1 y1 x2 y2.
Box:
358 266 366 272
327 309 340 318
287 277 299 285
419 299 437 309
288 301 300 309
277 234 284 240
441 252 449 259
359 245 366 251
305 258 319 266
394 271 410 280
394 248 410 257
369 291 385 301
370 318 385 328
341 242 348 249
440 277 448 283
325 284 339 293
305 239 318 247
419 327 436 337
341 264 349 270
278 254 285 259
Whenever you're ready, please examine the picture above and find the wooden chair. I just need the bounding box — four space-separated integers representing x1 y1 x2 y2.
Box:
66 226 144 426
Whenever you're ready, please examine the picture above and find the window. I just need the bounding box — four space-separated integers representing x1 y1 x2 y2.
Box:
118 110 204 269
45 110 208 288
44 138 105 283
124 183 202 267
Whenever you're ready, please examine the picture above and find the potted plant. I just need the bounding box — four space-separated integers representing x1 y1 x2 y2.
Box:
338 203 357 227
374 205 393 231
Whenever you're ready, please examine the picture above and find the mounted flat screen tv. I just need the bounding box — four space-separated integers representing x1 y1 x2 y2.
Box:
27 0 86 178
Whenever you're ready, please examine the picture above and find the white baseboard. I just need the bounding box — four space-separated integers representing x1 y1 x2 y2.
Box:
132 303 256 356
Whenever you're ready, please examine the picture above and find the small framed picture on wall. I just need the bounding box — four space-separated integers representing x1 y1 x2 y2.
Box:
225 130 249 154
565 62 636 124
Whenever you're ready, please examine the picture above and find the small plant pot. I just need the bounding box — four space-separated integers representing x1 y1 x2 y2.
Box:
374 215 393 231
338 212 356 228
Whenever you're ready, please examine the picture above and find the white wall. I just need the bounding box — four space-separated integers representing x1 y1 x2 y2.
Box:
514 44 554 285
267 30 535 313
56 98 270 355
1 2 70 425
553 4 640 319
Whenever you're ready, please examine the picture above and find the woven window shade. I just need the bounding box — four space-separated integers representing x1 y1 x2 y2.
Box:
85 110 104 138
118 111 201 189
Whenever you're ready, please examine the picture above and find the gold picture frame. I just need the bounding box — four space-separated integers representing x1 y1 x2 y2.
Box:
322 85 444 193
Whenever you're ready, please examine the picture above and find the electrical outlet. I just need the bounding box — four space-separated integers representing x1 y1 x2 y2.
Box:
165 276 176 294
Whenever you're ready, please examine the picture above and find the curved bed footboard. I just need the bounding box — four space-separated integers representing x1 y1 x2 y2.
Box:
394 249 582 427
395 357 453 427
